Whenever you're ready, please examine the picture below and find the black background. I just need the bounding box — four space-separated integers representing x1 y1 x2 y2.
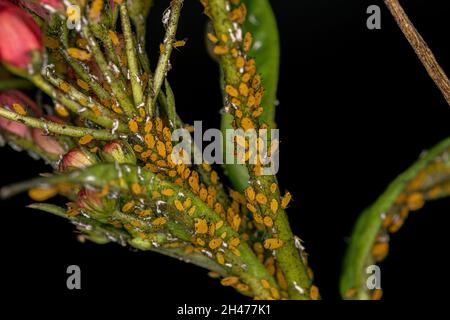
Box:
1 0 449 310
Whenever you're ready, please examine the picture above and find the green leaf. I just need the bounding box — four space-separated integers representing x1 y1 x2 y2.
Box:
341 137 450 299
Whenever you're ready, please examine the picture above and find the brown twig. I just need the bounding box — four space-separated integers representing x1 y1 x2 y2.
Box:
384 0 450 105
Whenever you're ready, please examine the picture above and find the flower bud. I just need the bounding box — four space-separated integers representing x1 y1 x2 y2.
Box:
77 187 117 218
32 128 65 156
101 140 136 164
0 1 43 69
16 0 64 21
59 148 97 172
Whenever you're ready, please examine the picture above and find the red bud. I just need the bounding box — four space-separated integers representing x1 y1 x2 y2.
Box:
31 128 65 156
59 148 97 172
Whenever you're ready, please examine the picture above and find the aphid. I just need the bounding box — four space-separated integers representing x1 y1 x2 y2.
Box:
155 117 163 132
371 288 383 300
195 218 208 234
310 285 319 300
209 238 222 250
161 188 175 196
128 119 139 133
240 117 254 130
152 217 167 226
188 206 197 216
108 30 120 46
371 242 389 261
159 43 165 54
79 134 94 145
144 134 155 149
77 79 90 91
264 238 283 250
174 200 184 211
252 107 264 118
276 269 288 291
229 4 246 24
12 103 27 116
133 145 143 153
242 73 251 83
131 182 143 195
232 214 241 231
245 186 256 201
138 210 151 217
270 183 277 194
156 141 167 158
243 32 252 52
215 220 224 230
58 81 70 93
216 252 225 265
225 85 239 98
122 201 135 212
144 121 153 133
230 247 241 256
236 56 245 69
256 193 267 205
183 198 192 209
67 48 91 61
270 198 279 214
213 45 229 55
239 82 249 97
55 104 69 117
174 39 187 48
263 216 273 228
221 276 239 286
281 192 292 209
229 237 240 247
247 95 256 108
207 33 218 43
44 36 59 49
196 237 205 246
406 192 424 211
208 271 220 279
28 187 58 202
246 203 257 214
260 279 270 289
89 0 103 20
271 287 280 300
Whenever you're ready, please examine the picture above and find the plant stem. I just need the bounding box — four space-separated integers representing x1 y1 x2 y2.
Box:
146 0 184 116
120 4 144 108
0 78 34 90
384 0 450 105
0 107 117 140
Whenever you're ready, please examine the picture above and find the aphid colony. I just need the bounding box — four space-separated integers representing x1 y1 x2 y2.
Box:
347 151 450 300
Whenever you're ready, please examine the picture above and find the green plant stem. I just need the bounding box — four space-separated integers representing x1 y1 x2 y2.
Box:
81 24 136 117
0 107 117 140
0 78 34 90
1 132 60 163
120 4 144 108
146 0 183 116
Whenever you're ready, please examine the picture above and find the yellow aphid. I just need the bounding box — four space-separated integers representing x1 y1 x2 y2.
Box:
270 199 279 214
183 198 192 209
174 40 186 48
77 78 90 91
58 81 70 93
213 45 229 55
144 134 155 149
79 134 94 145
243 32 252 52
161 188 175 196
159 43 165 54
195 218 208 234
256 193 267 205
12 103 27 116
188 205 197 216
253 213 263 224
407 192 424 211
239 82 249 97
229 4 247 24
215 220 224 230
270 183 277 194
225 85 239 98
371 288 383 300
232 214 241 231
254 242 264 254
131 182 143 195
209 238 222 250
44 36 59 49
152 216 167 226
92 105 102 116
89 0 103 21
138 210 151 217
263 216 273 227
122 201 135 212
240 117 254 130
208 271 220 279
210 171 218 184
264 238 283 250
155 117 163 132
112 105 123 114
371 242 389 261
220 34 228 42
28 187 58 202
216 252 225 265
245 186 255 201
252 107 264 118
133 145 143 153
156 141 167 158
246 203 257 214
221 276 239 286
108 30 120 45
67 208 80 217
53 103 69 117
128 119 139 133
196 237 205 246
229 237 240 247
236 56 245 69
310 285 319 300
247 95 256 108
271 287 280 300
235 109 243 118
207 32 218 43
144 121 153 133
174 200 184 211
67 48 91 61
276 269 288 290
281 192 292 209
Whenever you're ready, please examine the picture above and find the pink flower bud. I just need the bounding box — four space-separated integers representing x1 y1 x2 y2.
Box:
32 128 65 156
102 140 136 164
59 148 97 172
0 1 43 68
16 0 64 21
77 187 117 217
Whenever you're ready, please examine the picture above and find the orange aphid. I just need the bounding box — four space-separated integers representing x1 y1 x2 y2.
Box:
89 0 103 21
310 285 319 300
216 252 225 265
144 121 153 133
108 30 120 45
131 182 143 195
240 117 254 130
245 186 255 201
236 56 245 69
12 103 27 116
122 201 135 212
28 187 58 201
133 145 143 153
270 199 279 214
144 134 155 149
161 188 175 196
210 171 218 184
208 238 222 250
174 40 186 48
229 237 240 247
264 238 283 250
221 276 239 286
195 218 208 234
188 206 197 216
213 45 229 55
276 269 288 290
156 141 167 158
79 134 94 145
229 4 247 24
76 78 90 91
128 119 139 133
263 216 273 227
239 82 249 97
59 81 70 93
44 36 59 49
406 192 424 211
174 199 184 211
55 103 69 117
67 48 91 61
261 279 270 289
243 32 252 52
371 288 383 300
207 33 218 43
281 192 292 209
371 242 389 261
225 85 239 98
152 216 167 226
256 193 268 205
